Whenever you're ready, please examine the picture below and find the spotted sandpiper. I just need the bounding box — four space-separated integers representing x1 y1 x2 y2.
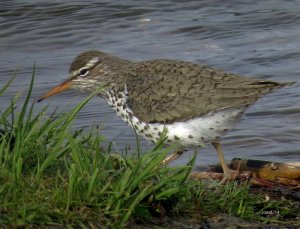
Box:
37 50 294 182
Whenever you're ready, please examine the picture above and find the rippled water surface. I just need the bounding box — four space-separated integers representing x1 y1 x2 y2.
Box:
1 0 300 166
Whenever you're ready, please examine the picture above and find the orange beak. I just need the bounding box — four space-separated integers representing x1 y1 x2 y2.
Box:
37 79 73 102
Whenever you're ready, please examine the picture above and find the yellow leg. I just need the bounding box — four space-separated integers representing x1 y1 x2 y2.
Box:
162 151 183 165
211 141 232 183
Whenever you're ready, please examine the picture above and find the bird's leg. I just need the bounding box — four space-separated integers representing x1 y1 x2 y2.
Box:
211 141 232 183
162 151 183 165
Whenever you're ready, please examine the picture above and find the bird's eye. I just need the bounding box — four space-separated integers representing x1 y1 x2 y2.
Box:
79 68 89 76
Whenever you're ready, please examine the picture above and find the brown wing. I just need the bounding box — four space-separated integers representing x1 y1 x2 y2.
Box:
125 59 291 124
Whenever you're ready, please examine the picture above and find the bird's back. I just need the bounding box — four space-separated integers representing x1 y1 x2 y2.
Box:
125 59 293 124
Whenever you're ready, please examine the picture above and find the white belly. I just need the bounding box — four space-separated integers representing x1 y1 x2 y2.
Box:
164 107 245 147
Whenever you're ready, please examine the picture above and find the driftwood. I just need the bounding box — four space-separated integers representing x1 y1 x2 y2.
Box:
231 158 300 188
230 158 300 182
189 158 300 189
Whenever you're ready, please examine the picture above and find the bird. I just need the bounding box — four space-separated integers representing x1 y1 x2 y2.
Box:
37 50 294 182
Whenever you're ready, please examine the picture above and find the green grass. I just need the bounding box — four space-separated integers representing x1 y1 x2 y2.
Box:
0 70 297 228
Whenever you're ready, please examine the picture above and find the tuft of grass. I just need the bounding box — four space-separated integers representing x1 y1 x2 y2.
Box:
0 70 194 228
0 69 297 228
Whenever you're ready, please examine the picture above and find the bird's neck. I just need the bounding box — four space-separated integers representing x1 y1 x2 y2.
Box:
100 56 132 87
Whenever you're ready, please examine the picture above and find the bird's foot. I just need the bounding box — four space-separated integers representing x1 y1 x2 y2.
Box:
219 170 237 184
219 169 253 184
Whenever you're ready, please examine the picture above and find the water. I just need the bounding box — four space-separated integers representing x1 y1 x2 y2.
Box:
0 0 300 167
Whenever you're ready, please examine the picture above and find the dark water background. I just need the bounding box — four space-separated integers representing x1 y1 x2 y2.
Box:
0 0 300 167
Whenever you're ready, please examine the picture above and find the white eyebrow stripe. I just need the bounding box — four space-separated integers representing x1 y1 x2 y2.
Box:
70 57 100 77
85 57 101 68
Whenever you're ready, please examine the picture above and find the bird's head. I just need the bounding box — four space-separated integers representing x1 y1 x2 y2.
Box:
37 50 130 102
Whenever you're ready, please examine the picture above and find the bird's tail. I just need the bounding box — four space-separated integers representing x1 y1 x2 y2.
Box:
250 80 296 90
280 81 296 87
